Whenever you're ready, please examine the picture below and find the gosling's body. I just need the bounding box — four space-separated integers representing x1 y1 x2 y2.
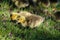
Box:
10 11 45 28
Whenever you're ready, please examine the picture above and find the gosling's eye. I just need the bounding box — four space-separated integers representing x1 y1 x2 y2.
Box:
17 16 20 18
10 14 12 17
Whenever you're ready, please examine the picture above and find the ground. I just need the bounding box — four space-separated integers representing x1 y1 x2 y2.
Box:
0 0 60 40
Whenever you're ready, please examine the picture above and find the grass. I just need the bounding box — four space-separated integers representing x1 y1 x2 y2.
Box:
0 0 60 40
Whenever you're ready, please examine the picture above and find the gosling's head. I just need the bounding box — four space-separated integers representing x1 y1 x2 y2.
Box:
17 15 26 23
10 12 19 20
16 15 27 27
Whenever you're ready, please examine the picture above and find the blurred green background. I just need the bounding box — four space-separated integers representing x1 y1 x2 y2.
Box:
0 0 60 40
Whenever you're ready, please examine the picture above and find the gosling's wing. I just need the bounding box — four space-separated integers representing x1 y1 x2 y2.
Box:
28 15 45 28
33 15 45 27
